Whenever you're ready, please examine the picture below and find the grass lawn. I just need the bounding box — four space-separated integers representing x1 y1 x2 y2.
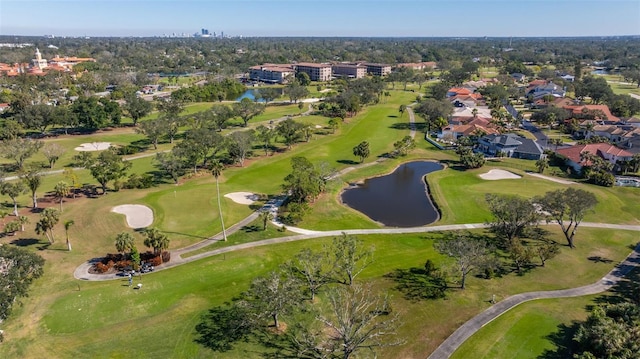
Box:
450 295 596 359
2 227 637 358
1 89 640 359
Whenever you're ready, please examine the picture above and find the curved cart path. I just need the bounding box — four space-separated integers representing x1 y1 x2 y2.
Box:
428 238 640 359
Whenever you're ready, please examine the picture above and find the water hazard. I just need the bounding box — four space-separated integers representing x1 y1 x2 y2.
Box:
341 161 443 227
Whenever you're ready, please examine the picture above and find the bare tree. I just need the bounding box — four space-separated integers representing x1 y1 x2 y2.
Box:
242 271 301 330
41 143 66 169
286 248 330 301
326 233 374 286
315 284 404 359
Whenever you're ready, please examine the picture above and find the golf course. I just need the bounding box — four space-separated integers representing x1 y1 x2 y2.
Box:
0 88 639 359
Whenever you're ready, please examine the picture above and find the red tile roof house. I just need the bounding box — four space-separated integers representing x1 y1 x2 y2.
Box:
556 143 633 172
563 104 621 124
0 103 9 113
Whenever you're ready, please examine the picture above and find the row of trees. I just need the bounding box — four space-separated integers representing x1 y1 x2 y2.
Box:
195 234 403 359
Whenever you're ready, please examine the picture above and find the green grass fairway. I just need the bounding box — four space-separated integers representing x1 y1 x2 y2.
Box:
1 88 640 359
451 296 595 359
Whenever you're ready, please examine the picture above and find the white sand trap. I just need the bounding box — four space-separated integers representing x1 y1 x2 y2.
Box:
479 169 522 180
74 142 111 151
315 125 323 129
112 205 154 228
225 192 259 205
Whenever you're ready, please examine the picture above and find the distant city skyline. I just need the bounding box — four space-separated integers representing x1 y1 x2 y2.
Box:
1 0 639 38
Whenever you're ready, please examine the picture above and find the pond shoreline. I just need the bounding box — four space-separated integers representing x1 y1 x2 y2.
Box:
340 160 443 227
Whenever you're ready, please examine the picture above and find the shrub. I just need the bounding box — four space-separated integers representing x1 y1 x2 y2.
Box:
94 262 109 273
123 173 155 189
161 251 171 263
4 221 21 235
149 256 162 266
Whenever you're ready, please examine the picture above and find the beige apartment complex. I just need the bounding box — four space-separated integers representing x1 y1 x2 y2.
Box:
331 63 367 79
249 64 295 84
294 62 332 81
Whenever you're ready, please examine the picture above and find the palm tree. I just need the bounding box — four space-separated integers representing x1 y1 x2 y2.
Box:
35 207 60 244
64 220 74 251
143 227 170 262
115 232 135 256
18 215 29 231
210 160 227 241
259 210 274 231
20 168 42 208
54 181 70 212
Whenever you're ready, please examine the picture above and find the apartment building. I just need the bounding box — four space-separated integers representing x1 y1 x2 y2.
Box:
295 62 332 82
331 63 367 79
362 62 392 76
249 64 295 84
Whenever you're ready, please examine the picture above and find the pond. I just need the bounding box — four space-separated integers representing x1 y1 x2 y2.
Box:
341 161 443 227
235 89 265 102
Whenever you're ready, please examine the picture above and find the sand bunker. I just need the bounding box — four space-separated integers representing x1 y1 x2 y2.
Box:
315 125 323 129
112 205 154 228
479 169 522 180
75 142 111 151
225 192 259 205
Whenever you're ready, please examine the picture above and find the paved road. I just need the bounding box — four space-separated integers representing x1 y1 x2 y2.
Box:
428 240 640 359
74 222 640 281
407 106 417 139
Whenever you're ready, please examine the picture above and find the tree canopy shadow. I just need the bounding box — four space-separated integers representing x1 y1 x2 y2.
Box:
389 122 426 131
194 304 253 353
242 225 260 233
384 267 447 301
336 159 358 165
10 238 41 247
587 256 613 264
537 322 581 359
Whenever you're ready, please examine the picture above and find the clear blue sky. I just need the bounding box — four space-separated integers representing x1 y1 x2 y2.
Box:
1 0 639 37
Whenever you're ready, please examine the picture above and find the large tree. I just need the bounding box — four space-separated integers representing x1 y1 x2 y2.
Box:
225 130 254 167
283 82 309 104
276 118 304 149
255 87 281 105
124 93 153 125
282 157 325 204
352 140 370 163
414 98 453 136
0 246 44 326
485 193 540 244
155 152 185 183
88 148 132 194
434 232 493 289
136 118 168 150
232 97 264 127
255 125 275 155
1 181 25 216
1 138 43 170
536 188 598 248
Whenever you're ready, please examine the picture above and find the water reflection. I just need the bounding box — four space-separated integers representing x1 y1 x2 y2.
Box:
341 161 443 227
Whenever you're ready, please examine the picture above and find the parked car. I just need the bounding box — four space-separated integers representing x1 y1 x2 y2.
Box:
140 262 155 273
